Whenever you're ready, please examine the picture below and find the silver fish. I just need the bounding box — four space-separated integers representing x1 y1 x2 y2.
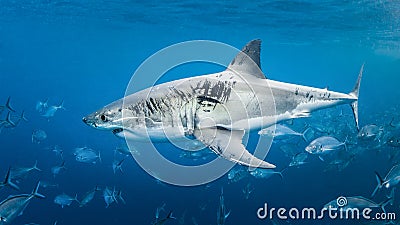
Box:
249 168 284 180
51 161 66 178
54 193 79 208
112 157 127 174
103 187 117 208
217 188 230 225
31 130 47 144
357 124 382 140
83 39 363 169
258 124 309 142
0 182 45 224
41 100 65 119
35 98 48 114
10 161 41 182
305 136 346 155
227 166 248 184
242 183 255 200
372 164 400 197
74 148 101 164
79 186 101 207
289 152 308 167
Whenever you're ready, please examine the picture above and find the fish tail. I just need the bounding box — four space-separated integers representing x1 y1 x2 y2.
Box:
4 166 20 191
117 190 126 204
371 171 383 197
31 181 45 199
33 160 42 172
5 96 15 112
379 197 392 214
74 194 81 204
349 63 364 131
301 127 311 143
167 211 176 220
58 100 66 110
20 110 28 122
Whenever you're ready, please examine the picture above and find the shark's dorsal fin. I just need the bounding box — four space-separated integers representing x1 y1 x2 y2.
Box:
227 39 266 79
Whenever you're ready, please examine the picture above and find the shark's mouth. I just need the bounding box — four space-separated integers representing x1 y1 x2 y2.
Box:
112 128 123 134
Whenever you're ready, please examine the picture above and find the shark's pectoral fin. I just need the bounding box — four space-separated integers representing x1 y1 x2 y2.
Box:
193 127 276 169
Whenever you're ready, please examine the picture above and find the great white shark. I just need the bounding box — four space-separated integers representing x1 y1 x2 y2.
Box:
83 39 363 169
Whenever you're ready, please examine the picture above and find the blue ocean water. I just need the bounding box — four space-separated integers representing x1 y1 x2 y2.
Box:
0 1 400 224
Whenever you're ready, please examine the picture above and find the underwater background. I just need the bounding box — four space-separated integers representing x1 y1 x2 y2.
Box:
0 0 400 224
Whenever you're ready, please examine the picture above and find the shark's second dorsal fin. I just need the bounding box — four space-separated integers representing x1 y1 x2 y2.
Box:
227 39 266 79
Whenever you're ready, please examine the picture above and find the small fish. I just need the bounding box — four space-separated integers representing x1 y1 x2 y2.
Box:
258 124 309 142
32 130 47 144
191 217 198 225
39 180 58 189
0 181 44 224
11 110 28 126
372 164 400 197
152 211 175 225
74 148 101 164
305 136 347 156
114 145 131 156
48 145 63 158
41 100 65 119
51 161 66 178
10 161 41 182
112 156 128 174
249 168 284 180
227 166 248 183
79 186 101 207
103 187 117 208
178 210 186 225
357 124 382 140
35 98 48 114
387 133 400 147
54 193 79 208
0 167 19 191
289 152 308 167
155 203 166 221
217 188 230 225
242 183 255 200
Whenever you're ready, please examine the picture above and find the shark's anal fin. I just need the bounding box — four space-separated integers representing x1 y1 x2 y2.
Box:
227 39 266 79
193 127 276 169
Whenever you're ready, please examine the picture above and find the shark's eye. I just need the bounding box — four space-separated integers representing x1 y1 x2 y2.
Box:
100 114 107 122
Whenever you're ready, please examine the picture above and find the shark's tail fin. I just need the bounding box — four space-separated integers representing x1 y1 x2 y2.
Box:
349 64 364 130
371 171 383 197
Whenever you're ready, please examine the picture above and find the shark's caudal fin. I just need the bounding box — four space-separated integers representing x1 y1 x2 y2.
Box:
227 39 266 79
349 64 364 130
